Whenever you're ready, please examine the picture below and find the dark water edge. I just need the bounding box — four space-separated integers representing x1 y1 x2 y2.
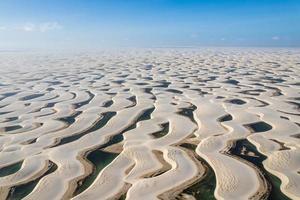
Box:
152 122 169 138
20 94 44 101
228 98 246 105
246 121 273 133
54 112 116 147
4 125 23 132
178 105 197 124
58 111 82 125
229 139 290 200
8 161 57 200
74 107 155 196
218 114 233 122
73 91 95 109
73 150 118 196
0 161 23 177
179 143 216 200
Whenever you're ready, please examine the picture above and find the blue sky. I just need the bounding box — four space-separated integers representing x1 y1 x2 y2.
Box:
0 0 299 50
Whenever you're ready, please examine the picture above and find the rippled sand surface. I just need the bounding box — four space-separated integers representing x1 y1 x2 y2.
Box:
0 48 299 200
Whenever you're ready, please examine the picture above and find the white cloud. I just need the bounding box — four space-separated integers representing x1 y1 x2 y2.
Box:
272 36 280 40
17 22 62 32
0 26 7 31
21 23 36 32
39 22 62 32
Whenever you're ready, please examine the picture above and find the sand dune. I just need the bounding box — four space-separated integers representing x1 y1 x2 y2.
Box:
0 48 299 200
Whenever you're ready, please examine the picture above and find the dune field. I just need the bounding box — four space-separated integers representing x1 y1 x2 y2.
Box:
0 48 299 200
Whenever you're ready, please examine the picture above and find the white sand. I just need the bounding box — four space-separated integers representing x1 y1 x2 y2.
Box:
0 48 299 200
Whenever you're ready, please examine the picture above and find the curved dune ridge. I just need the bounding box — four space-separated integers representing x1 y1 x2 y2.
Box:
0 48 299 200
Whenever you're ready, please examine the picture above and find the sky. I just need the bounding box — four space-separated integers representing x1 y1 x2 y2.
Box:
0 0 299 50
